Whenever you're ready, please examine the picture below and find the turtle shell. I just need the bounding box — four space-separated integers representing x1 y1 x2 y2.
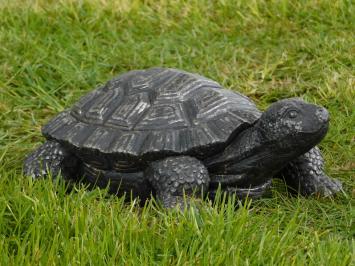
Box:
42 68 261 161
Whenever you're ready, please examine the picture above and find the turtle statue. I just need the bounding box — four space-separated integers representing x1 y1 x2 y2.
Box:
24 67 342 208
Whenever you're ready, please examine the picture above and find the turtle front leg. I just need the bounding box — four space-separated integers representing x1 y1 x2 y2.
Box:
23 140 80 181
145 156 210 209
277 146 342 197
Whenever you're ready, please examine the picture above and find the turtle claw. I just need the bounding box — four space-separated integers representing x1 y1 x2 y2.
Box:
314 175 342 197
160 194 202 213
287 174 343 197
161 195 186 209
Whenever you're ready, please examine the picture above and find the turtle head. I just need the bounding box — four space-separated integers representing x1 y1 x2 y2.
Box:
257 98 329 154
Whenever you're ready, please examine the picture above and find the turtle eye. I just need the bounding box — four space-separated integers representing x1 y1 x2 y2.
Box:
287 110 298 119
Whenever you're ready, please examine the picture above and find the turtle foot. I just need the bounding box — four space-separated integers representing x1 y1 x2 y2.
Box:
302 175 342 197
146 156 210 209
278 146 343 197
23 140 79 181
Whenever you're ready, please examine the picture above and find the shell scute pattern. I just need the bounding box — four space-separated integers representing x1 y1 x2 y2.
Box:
70 88 103 118
59 121 94 147
155 72 189 99
135 103 188 130
84 87 123 123
106 92 151 130
42 68 261 158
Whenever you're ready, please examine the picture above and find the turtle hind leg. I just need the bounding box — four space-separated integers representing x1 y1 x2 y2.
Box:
23 140 80 181
277 146 342 197
145 156 210 209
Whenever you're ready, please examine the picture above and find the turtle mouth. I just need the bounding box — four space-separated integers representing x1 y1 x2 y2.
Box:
299 123 328 141
274 123 328 156
285 123 329 155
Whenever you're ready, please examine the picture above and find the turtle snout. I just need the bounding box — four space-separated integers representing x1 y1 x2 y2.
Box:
316 107 329 123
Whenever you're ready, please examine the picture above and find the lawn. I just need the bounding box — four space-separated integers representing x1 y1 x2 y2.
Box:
0 0 354 265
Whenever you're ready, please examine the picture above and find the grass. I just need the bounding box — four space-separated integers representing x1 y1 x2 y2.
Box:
0 0 354 265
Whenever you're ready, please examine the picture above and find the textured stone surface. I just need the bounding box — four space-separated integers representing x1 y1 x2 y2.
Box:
23 68 343 208
82 163 152 202
145 156 209 208
209 179 272 200
42 68 261 163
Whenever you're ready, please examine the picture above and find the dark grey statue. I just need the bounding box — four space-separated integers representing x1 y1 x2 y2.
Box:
24 68 342 208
